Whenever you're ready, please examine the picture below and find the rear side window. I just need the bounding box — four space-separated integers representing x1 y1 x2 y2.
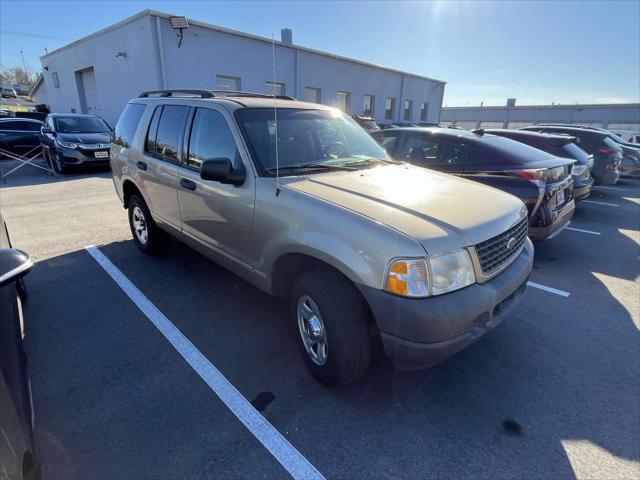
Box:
441 143 470 166
187 108 239 170
557 142 590 162
114 103 146 148
145 105 189 163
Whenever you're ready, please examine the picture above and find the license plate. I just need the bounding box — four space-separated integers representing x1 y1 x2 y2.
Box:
554 188 566 207
94 151 109 159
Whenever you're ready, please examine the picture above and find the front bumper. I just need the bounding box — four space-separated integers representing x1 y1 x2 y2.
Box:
358 239 533 370
620 159 640 178
593 170 620 185
56 146 110 167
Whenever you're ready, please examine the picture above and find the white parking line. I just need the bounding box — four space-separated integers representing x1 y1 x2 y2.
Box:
582 199 619 207
85 246 325 480
566 226 601 235
526 281 570 297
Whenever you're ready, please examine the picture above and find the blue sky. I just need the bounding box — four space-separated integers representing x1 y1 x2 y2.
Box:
1 0 638 106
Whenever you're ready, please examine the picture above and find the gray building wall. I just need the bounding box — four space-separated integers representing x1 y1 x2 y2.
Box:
39 10 445 126
441 103 640 133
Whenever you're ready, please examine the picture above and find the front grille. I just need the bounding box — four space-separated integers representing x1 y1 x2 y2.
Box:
475 218 528 276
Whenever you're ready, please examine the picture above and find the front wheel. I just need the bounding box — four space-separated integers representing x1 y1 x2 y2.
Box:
290 268 371 386
51 150 65 173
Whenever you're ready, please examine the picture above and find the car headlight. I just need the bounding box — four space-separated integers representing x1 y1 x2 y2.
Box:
429 249 476 296
384 249 476 298
56 139 79 149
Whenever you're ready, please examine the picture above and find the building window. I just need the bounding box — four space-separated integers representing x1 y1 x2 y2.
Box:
479 121 504 128
336 91 350 112
266 81 285 96
304 87 321 103
419 102 428 121
216 75 241 91
363 94 374 117
506 121 534 129
385 97 395 120
403 100 413 121
52 72 60 88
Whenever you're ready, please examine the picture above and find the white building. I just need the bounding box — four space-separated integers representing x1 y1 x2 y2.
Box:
441 101 640 133
38 9 445 126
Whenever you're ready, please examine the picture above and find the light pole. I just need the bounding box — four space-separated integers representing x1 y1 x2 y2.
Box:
19 51 30 89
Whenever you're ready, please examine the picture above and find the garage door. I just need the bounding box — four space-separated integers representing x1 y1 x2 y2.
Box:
80 68 100 115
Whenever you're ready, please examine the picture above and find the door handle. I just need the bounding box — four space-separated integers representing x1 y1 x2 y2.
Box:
136 161 147 171
180 178 196 191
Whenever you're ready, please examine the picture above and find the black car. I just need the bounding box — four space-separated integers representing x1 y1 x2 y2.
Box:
40 114 112 173
482 129 595 201
520 125 622 184
371 127 575 241
0 213 39 480
351 115 380 131
0 118 43 157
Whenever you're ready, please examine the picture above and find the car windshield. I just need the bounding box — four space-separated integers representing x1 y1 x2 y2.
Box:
54 116 110 134
235 108 391 175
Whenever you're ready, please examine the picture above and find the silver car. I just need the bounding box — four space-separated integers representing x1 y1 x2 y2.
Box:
110 89 534 386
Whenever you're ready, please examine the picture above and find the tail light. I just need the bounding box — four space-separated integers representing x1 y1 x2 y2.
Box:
512 169 546 182
598 147 619 155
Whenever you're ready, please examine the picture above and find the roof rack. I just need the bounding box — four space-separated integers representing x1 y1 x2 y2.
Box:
138 89 296 101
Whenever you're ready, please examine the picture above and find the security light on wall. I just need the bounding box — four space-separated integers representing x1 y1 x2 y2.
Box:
170 16 189 48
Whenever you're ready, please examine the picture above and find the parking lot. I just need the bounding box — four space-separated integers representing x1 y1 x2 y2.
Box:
1 161 639 479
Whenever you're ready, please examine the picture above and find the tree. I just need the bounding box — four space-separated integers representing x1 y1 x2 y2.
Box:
0 66 36 86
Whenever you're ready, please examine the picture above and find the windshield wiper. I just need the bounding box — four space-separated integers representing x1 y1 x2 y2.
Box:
265 163 357 173
343 157 403 167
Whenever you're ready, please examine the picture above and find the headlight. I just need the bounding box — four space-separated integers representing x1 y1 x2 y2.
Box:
384 258 429 297
384 249 476 298
56 139 79 149
428 248 475 296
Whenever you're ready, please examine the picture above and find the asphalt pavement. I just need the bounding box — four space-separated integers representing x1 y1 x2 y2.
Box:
1 161 638 479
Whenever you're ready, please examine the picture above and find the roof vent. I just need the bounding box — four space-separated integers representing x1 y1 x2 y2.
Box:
281 28 293 45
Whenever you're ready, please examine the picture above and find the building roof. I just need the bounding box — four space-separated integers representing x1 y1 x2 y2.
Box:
29 73 44 97
443 102 640 110
40 9 445 85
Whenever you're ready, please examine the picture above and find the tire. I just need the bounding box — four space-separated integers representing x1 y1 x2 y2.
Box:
51 150 65 174
290 268 371 386
127 194 166 254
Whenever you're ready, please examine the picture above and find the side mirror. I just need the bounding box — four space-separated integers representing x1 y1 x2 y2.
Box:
0 249 33 288
200 158 245 186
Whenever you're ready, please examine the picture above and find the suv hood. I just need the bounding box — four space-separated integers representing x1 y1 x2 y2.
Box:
284 164 527 254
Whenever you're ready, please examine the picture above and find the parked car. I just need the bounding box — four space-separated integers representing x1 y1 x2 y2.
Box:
40 114 112 173
482 129 595 201
110 89 534 385
627 134 640 145
602 131 640 178
351 115 380 131
0 109 14 118
0 212 39 480
520 125 622 184
0 118 43 157
1 87 18 98
371 127 575 241
15 111 48 122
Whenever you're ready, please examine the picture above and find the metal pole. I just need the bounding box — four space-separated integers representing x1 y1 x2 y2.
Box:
19 51 30 89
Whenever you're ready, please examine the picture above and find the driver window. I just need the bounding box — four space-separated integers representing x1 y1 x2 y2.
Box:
187 108 239 170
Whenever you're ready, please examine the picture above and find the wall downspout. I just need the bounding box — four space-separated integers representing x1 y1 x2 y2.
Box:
398 75 405 121
155 16 167 89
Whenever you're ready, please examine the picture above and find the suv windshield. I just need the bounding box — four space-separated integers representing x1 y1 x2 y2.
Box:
235 108 390 175
54 116 110 134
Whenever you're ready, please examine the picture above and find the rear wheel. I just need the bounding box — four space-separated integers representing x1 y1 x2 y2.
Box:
290 268 370 386
127 195 166 254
